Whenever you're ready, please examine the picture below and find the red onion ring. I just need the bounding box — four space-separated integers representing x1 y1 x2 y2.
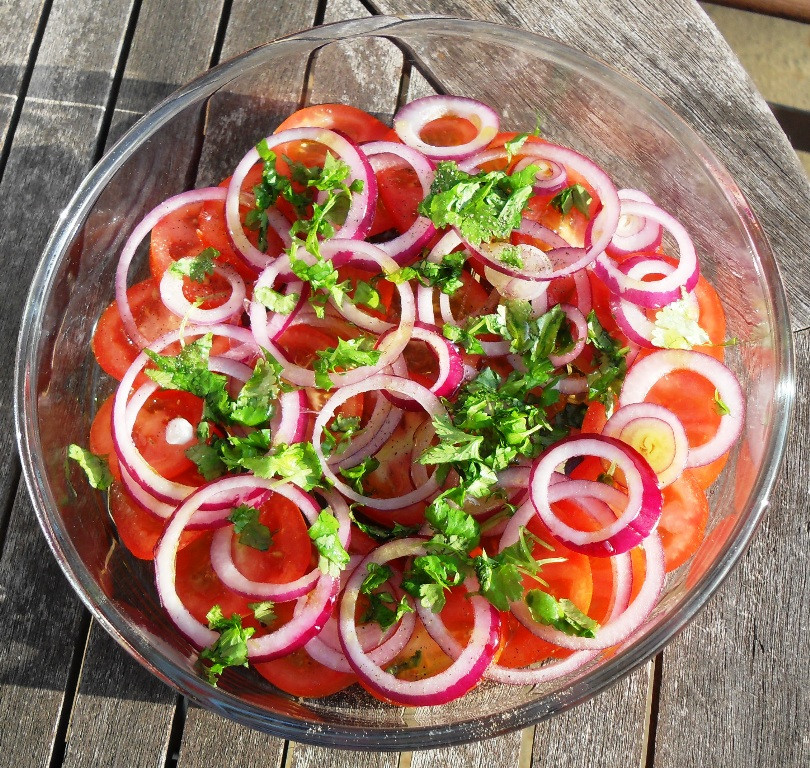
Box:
159 262 246 325
530 435 663 556
603 402 689 487
115 187 228 349
513 155 568 193
363 141 436 265
619 349 744 467
393 96 499 161
339 537 500 706
312 374 448 509
226 127 376 271
593 201 699 308
606 189 663 257
548 304 587 367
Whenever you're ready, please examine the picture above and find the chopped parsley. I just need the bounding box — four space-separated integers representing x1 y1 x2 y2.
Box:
359 563 414 631
248 601 276 627
348 509 420 542
386 650 422 677
313 336 381 390
322 414 363 457
387 249 468 296
227 505 272 551
67 445 113 490
714 389 731 416
198 605 254 686
338 455 380 494
418 160 541 246
309 509 350 577
525 589 599 638
254 285 300 315
585 310 628 417
550 184 593 217
168 247 218 282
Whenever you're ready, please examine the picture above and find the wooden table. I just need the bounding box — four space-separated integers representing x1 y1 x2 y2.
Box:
1 0 808 765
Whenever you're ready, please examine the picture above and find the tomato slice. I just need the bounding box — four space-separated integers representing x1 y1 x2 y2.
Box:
148 201 205 279
108 482 203 561
92 278 182 381
254 647 356 697
419 116 478 148
229 492 313 585
377 165 422 234
275 104 391 144
90 393 120 481
657 470 709 572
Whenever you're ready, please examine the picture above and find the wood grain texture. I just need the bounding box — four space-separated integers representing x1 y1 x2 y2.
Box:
0 0 137 758
367 0 810 330
408 730 522 768
60 625 178 768
652 328 810 768
177 706 286 767
287 745 398 768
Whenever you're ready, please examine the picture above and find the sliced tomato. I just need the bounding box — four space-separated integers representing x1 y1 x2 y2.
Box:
92 278 182 381
254 647 356 697
148 201 205 279
108 482 203 561
275 103 390 144
368 193 398 238
657 470 709 572
419 116 478 148
229 492 313 585
449 269 490 321
131 390 203 480
276 323 340 367
377 165 422 234
90 393 120 481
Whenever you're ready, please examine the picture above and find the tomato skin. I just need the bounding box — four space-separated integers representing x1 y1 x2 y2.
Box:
275 104 390 144
377 165 422 234
419 116 478 148
254 647 356 697
90 394 120 481
657 470 709 572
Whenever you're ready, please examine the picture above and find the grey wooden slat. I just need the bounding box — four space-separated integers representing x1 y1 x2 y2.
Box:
307 0 404 119
368 0 810 332
0 0 138 763
652 327 810 768
57 2 228 765
287 745 398 768
177 705 286 767
407 730 523 768
0 0 49 155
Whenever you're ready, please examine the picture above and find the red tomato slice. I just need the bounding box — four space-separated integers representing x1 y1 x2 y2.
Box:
657 470 709 572
92 278 182 381
275 104 391 144
254 647 356 697
419 116 478 148
377 165 422 234
229 492 313 585
108 482 203 561
148 201 205 278
90 393 120 481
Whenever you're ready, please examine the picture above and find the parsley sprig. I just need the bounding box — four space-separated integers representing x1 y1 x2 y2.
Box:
198 606 254 686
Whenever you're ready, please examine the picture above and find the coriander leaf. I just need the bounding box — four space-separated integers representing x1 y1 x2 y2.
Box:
585 310 628 417
289 249 352 318
313 337 381 391
418 416 484 465
714 389 731 416
185 442 227 481
504 133 529 162
242 441 323 490
228 504 272 551
230 355 283 427
67 445 113 490
425 492 481 554
168 247 218 283
525 589 599 638
217 429 273 470
386 650 422 677
473 551 523 611
353 280 381 310
550 184 593 217
254 285 300 315
651 293 710 350
198 605 255 685
362 592 413 631
348 509 420 542
145 333 227 402
361 563 394 594
418 161 540 246
322 414 362 457
309 509 350 577
401 553 467 612
248 601 276 626
339 455 380 494
388 250 468 296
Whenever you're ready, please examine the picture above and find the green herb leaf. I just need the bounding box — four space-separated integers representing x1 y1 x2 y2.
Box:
651 292 711 350
387 250 468 296
339 455 380 494
585 310 628 417
242 441 323 491
308 509 350 577
254 285 300 315
549 184 593 217
714 389 731 416
322 414 363 457
230 355 284 427
248 601 276 626
386 649 422 677
198 605 255 685
348 509 420 542
67 445 113 490
227 504 272 551
168 247 218 283
185 442 227 481
525 590 599 638
313 336 381 391
401 553 467 612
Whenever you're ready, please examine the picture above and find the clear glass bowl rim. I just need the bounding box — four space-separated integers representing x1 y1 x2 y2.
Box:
14 13 796 750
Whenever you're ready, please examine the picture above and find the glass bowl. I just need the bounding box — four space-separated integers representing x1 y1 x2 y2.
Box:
14 14 794 750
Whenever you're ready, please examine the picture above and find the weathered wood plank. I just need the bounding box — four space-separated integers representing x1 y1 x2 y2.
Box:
57 3 228 764
369 0 810 330
0 0 48 155
652 327 810 768
0 0 137 765
408 730 523 768
287 745 398 768
177 705 286 767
